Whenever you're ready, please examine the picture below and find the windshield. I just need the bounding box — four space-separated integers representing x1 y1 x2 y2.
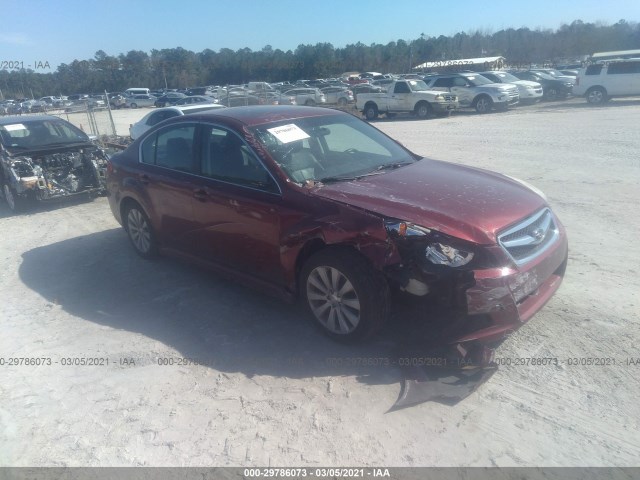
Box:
463 74 493 86
492 72 520 82
535 71 556 80
0 119 89 151
407 80 431 91
253 114 417 183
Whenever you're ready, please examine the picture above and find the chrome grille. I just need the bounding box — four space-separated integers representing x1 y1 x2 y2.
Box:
443 94 456 101
498 208 559 265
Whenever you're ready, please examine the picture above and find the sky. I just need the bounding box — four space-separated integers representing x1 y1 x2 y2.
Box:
1 0 639 71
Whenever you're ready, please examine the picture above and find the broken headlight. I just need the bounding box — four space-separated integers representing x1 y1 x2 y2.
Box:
425 242 474 267
386 219 486 269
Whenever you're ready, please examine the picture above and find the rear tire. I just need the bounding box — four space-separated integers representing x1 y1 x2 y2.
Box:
124 203 158 259
364 103 378 121
300 248 389 342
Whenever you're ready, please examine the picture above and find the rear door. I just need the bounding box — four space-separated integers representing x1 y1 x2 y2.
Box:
605 61 640 95
137 123 199 251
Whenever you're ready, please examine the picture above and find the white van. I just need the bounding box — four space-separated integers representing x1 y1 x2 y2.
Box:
124 88 151 97
574 58 640 104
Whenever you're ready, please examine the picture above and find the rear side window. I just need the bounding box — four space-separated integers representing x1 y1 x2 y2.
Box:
140 124 197 173
607 62 640 75
432 77 453 88
585 65 603 75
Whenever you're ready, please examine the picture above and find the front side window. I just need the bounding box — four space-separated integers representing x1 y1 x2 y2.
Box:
140 124 196 173
585 64 603 75
200 126 276 192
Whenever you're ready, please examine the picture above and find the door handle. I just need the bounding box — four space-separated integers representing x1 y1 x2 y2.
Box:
193 189 208 201
139 174 150 185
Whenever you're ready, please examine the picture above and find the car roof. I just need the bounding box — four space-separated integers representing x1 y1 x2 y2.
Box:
181 105 346 127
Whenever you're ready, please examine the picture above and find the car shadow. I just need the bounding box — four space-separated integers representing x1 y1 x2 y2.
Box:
19 229 497 406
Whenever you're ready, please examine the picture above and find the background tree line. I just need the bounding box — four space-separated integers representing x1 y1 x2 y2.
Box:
1 19 638 98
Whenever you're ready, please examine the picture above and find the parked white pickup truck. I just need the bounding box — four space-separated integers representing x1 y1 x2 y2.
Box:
355 79 458 120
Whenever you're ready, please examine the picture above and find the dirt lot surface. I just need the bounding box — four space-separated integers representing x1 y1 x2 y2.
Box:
1 100 639 467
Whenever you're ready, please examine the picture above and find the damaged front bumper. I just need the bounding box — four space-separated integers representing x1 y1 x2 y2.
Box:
385 213 568 344
2 148 108 203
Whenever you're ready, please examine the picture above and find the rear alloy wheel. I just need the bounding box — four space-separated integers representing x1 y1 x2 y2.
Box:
125 204 157 258
130 103 138 108
415 101 432 119
474 96 493 113
301 249 389 342
586 87 607 105
338 97 348 107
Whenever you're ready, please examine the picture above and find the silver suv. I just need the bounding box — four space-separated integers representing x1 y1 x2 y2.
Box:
424 73 519 113
573 59 640 104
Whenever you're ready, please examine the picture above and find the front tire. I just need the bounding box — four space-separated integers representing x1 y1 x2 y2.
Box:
2 183 24 213
586 87 607 105
305 99 316 106
545 87 558 101
124 203 157 259
474 95 493 113
415 101 432 119
130 103 138 108
300 248 390 342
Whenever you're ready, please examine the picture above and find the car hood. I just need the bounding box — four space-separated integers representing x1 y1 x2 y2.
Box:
476 83 515 92
513 80 542 88
309 159 546 245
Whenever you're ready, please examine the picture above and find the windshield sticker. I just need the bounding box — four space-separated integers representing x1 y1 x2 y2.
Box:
3 124 27 131
267 124 310 144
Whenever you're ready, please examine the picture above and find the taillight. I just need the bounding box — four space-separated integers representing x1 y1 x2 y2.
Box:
575 77 579 86
106 160 114 175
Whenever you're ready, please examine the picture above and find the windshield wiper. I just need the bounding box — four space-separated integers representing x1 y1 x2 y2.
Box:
317 162 413 184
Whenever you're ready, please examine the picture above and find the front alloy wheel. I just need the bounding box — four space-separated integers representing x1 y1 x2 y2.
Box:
3 184 16 211
307 266 361 335
301 249 389 342
474 96 493 113
126 205 157 258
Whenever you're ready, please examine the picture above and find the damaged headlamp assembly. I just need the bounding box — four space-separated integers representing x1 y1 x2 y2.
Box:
384 220 487 298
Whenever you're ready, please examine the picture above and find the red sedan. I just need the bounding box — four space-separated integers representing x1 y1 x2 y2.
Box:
106 106 567 343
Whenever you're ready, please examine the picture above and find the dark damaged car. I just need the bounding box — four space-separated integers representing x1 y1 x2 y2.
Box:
106 106 568 343
0 115 108 212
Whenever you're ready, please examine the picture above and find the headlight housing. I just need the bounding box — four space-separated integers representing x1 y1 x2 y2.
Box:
425 242 474 267
385 220 483 269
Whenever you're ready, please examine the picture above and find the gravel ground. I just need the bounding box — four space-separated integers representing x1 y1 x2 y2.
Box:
1 99 639 467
